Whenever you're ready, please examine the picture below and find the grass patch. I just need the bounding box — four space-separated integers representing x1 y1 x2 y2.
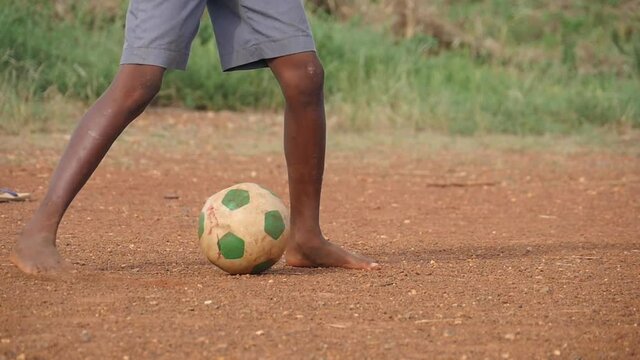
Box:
0 0 638 135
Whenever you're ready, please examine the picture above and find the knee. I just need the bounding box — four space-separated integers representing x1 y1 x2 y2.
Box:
278 57 325 105
110 70 163 117
119 78 162 116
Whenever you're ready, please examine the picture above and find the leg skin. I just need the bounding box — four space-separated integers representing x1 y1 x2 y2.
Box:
10 65 165 274
267 52 379 270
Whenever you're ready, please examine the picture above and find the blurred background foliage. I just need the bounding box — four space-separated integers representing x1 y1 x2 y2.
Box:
0 0 638 135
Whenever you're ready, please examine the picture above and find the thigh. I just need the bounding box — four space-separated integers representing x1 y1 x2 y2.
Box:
121 0 207 70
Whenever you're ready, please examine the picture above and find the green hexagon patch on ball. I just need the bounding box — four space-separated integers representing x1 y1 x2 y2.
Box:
264 210 285 240
221 189 250 210
198 212 205 239
218 232 245 259
251 259 278 274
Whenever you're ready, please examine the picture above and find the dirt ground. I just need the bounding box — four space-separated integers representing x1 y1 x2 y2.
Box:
1 109 639 359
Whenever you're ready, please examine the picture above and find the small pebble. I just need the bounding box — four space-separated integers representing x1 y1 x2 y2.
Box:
81 329 92 342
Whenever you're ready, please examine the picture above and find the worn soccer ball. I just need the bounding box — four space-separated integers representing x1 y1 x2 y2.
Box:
198 183 289 274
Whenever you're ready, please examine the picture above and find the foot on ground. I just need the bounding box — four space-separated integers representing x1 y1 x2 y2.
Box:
285 233 380 270
10 233 69 274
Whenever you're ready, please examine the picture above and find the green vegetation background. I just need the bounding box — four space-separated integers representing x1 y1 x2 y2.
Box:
1 0 638 135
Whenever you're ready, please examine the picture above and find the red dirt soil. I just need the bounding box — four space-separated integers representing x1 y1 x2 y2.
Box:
1 110 639 359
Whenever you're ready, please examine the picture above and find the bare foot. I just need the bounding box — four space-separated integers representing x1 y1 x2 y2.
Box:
285 233 380 270
10 232 68 274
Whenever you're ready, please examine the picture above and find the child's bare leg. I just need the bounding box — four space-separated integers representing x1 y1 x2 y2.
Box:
268 52 379 270
10 64 165 274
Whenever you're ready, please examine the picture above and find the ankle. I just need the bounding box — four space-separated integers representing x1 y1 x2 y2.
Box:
22 218 58 239
288 231 327 250
290 223 322 236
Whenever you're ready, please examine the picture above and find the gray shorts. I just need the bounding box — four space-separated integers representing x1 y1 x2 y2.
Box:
120 0 316 71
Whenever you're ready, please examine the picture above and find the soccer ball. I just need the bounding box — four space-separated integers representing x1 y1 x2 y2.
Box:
198 183 290 274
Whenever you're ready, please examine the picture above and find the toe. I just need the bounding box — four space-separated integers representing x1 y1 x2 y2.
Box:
347 260 380 270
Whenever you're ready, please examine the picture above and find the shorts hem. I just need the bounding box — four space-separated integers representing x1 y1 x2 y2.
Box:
221 35 317 72
120 47 190 70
